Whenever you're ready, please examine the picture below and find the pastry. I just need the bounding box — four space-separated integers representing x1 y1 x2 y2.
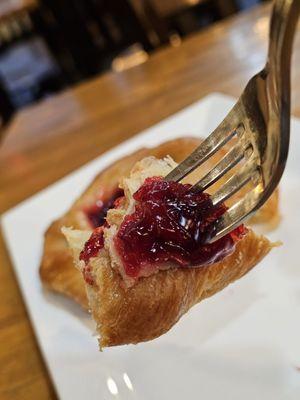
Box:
40 138 279 310
63 154 277 348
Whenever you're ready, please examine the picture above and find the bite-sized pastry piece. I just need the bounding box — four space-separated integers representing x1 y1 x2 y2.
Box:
64 156 277 348
40 138 279 309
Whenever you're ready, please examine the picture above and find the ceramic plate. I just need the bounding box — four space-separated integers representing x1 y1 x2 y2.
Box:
2 93 300 399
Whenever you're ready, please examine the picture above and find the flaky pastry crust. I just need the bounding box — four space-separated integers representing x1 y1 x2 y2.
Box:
65 228 274 347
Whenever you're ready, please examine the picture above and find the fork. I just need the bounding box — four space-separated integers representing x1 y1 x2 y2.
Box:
165 0 300 243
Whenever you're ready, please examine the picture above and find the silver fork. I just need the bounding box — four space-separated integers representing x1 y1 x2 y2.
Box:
165 0 300 243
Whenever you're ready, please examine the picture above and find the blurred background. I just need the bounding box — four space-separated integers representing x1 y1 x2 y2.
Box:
0 0 269 128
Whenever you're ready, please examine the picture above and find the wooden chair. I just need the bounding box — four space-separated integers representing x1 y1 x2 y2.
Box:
0 0 37 22
33 0 100 80
85 0 153 52
0 2 37 124
0 0 68 113
0 3 36 51
134 0 239 43
35 0 153 81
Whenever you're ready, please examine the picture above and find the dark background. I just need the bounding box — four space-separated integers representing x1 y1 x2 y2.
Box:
0 0 268 126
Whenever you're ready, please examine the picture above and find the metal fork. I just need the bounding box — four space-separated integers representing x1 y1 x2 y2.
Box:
165 0 300 243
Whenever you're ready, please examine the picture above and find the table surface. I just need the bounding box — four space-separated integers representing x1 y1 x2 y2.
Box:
1 3 300 399
0 0 37 21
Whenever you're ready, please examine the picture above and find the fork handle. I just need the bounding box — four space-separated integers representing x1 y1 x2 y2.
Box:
266 0 300 105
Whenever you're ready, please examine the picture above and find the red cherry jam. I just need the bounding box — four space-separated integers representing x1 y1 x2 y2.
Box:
80 189 124 269
85 188 124 228
114 177 247 278
80 226 105 264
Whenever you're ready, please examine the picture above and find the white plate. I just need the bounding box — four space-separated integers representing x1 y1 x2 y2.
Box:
2 93 300 400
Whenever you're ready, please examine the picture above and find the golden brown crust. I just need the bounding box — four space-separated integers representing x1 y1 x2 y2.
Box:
40 219 88 307
40 137 279 309
83 230 274 347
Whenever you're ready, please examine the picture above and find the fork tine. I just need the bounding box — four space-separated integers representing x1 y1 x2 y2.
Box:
191 142 251 192
165 105 243 182
210 161 260 207
209 185 263 242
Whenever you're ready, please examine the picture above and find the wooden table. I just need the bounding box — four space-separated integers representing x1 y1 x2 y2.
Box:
1 3 300 399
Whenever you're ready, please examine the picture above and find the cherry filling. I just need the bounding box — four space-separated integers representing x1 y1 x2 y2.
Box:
80 188 124 273
79 189 124 264
80 226 105 264
85 188 124 228
80 177 247 283
114 177 247 278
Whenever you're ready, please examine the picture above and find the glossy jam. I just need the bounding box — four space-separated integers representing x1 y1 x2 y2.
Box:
80 189 124 268
85 188 124 228
114 177 247 278
80 226 105 265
